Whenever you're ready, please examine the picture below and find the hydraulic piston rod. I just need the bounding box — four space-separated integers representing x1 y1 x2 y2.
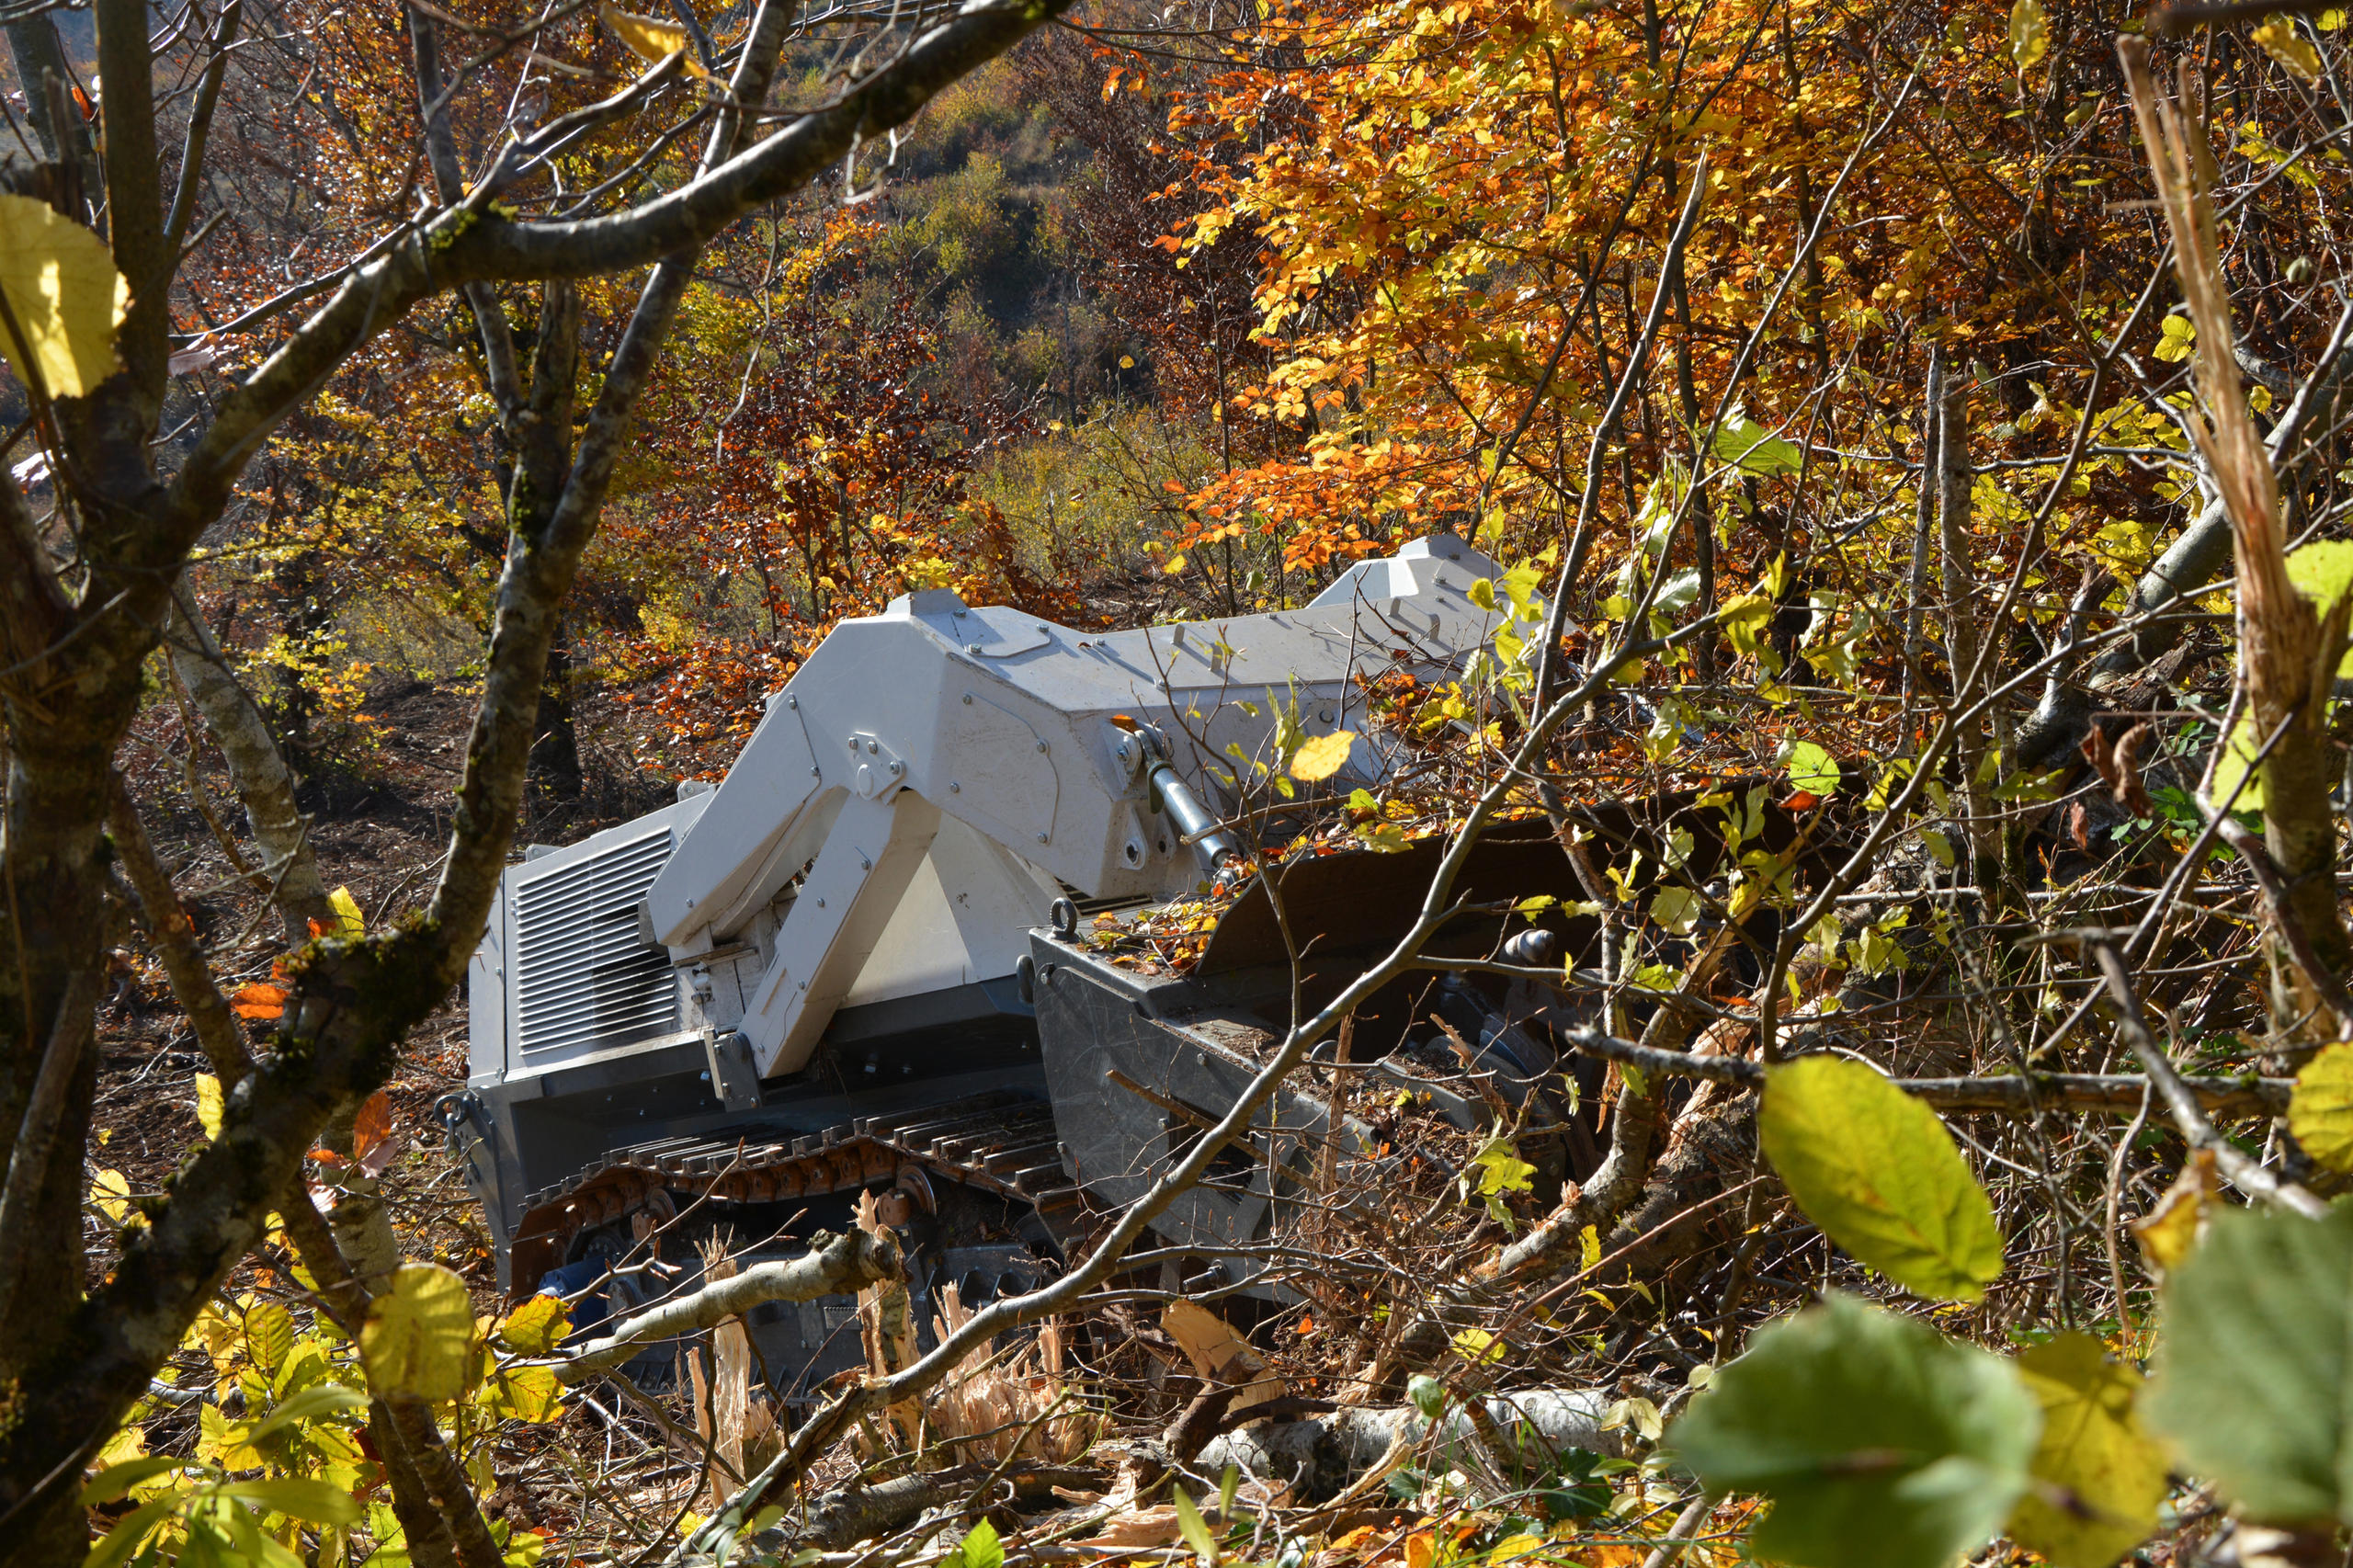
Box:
1150 763 1241 874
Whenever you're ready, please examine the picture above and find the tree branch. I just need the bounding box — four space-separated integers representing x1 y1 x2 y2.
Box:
169 0 1070 533
104 778 251 1085
557 1226 902 1381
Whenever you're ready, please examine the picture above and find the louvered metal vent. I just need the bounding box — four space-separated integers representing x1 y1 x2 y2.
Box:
514 826 676 1058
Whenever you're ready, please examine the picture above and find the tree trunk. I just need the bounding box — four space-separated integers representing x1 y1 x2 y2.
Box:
529 620 585 802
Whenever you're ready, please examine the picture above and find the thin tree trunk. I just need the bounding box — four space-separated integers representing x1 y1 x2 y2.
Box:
166 584 337 946
1937 365 1999 899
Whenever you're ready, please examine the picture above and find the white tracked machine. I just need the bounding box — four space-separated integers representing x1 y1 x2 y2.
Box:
443 533 1628 1396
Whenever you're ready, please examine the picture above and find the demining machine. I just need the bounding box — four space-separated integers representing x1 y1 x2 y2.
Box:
440 532 1768 1398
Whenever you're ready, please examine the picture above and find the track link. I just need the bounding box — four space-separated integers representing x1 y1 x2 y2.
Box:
505 1092 1091 1293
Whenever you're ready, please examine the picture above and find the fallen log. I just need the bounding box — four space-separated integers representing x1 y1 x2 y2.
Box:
1199 1389 1624 1502
773 1461 1108 1551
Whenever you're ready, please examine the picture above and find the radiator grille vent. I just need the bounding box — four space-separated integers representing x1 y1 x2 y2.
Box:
514 826 676 1057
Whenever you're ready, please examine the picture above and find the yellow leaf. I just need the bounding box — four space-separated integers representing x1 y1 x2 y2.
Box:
1452 1325 1506 1363
597 1 710 77
327 885 364 939
1120 355 1136 369
2153 313 2196 363
2009 1334 2167 1567
195 1074 223 1140
2131 1149 2213 1274
1289 730 1356 783
483 1362 563 1424
0 194 126 399
360 1264 475 1403
496 1294 571 1356
90 1167 133 1223
2254 17 2324 81
244 1300 294 1374
1760 1055 2006 1302
2289 1043 2353 1172
2008 0 2049 69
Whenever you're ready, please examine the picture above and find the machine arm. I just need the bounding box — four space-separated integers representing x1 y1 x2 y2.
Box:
642 533 1506 1077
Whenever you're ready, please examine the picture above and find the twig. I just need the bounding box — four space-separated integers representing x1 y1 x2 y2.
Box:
1561 1025 2292 1118
1641 1491 1722 1568
2087 941 2327 1218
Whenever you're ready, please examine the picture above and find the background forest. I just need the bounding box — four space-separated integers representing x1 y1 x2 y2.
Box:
16 0 2353 1562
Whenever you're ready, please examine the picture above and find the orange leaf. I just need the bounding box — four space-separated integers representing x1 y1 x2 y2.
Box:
1777 790 1822 812
352 1090 393 1158
232 982 288 1020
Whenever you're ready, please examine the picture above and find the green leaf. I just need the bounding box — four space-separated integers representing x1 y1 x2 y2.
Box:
1468 577 1498 611
80 1456 188 1506
1718 591 1775 661
1673 1295 2038 1568
1785 741 1840 796
1649 887 1699 936
1408 1372 1448 1423
2142 1201 2353 1524
360 1263 475 1403
84 1495 177 1568
1759 1055 2006 1301
219 1477 365 1527
1171 1490 1219 1565
944 1518 1003 1568
2007 1334 2166 1568
247 1382 368 1443
2212 710 2265 811
1711 411 1803 477
1469 1137 1537 1198
2287 540 2353 677
0 195 126 400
